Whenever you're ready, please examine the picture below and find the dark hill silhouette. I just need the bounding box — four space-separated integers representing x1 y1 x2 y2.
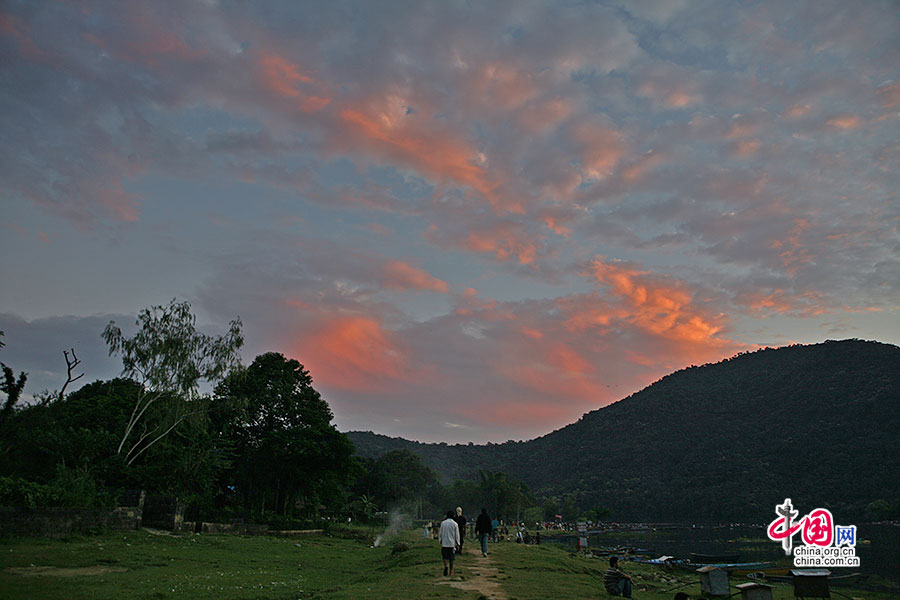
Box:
348 339 900 521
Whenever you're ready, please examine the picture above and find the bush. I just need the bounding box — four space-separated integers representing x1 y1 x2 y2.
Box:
49 466 118 508
0 476 60 508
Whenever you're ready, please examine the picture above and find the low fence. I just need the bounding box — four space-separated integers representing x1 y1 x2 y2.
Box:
0 491 268 537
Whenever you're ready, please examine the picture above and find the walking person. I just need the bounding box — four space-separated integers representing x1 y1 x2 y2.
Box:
475 508 492 557
454 507 467 555
439 510 461 577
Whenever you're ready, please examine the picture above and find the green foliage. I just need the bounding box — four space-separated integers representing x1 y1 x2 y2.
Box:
0 476 60 508
102 299 243 466
353 449 441 518
214 352 355 518
866 498 900 520
0 330 28 434
0 466 116 509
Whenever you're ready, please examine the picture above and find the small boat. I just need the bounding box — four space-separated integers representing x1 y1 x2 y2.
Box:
673 560 777 573
691 552 741 563
632 555 686 566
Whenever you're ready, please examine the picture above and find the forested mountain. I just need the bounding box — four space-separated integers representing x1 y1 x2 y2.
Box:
348 339 900 522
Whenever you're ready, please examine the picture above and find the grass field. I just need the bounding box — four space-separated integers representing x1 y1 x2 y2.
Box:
1 527 894 599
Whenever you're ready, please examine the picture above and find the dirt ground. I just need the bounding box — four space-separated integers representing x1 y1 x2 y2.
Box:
435 551 508 600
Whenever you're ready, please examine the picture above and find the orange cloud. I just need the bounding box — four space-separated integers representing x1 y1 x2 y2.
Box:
770 218 815 276
732 139 761 157
382 260 449 293
257 50 330 112
337 105 518 212
637 79 702 108
520 327 543 340
736 289 828 316
783 103 812 119
299 315 409 392
665 89 702 108
826 115 861 130
586 258 726 345
464 228 538 265
543 216 572 237
454 399 573 429
546 342 594 375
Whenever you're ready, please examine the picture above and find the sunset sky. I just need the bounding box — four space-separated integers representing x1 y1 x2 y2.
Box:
2 1 898 443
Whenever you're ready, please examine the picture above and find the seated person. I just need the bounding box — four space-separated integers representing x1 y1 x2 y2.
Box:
604 556 634 598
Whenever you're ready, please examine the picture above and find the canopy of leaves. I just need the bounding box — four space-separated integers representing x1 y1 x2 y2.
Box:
103 299 243 399
214 352 355 516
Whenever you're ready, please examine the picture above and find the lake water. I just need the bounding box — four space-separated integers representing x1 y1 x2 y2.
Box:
546 523 899 583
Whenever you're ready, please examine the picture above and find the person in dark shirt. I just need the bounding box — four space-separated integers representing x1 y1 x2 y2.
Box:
604 556 634 598
454 507 467 555
474 508 492 556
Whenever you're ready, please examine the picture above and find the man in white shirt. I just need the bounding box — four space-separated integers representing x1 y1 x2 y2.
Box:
439 510 461 576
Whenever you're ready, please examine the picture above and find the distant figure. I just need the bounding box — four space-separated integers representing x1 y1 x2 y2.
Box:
515 529 523 543
439 510 461 577
604 556 634 598
535 531 541 545
454 507 468 555
424 523 430 538
475 508 492 557
490 517 499 542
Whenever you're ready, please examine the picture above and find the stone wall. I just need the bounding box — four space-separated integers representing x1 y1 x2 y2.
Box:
0 506 141 537
0 490 144 537
0 491 269 537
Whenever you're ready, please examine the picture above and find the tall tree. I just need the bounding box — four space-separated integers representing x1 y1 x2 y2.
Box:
362 449 439 518
216 352 354 516
102 300 243 466
0 331 28 434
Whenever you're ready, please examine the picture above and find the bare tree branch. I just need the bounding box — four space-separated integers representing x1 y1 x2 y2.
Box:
57 348 84 403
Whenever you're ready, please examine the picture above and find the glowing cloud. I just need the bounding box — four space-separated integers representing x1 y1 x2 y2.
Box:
298 315 409 392
381 260 449 293
586 258 727 346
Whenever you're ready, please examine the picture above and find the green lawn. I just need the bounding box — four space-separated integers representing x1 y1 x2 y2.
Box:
0 528 894 599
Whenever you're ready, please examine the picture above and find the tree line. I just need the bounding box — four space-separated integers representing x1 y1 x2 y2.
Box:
0 300 537 528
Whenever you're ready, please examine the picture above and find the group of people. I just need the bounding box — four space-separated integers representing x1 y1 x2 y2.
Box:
435 507 495 576
435 515 699 599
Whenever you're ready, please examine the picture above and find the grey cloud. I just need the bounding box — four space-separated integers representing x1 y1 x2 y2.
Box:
0 313 125 401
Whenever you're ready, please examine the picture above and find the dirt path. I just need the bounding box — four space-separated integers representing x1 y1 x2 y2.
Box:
435 550 508 600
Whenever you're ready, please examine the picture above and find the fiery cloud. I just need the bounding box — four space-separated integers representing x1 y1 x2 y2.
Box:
297 315 410 392
586 258 729 347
